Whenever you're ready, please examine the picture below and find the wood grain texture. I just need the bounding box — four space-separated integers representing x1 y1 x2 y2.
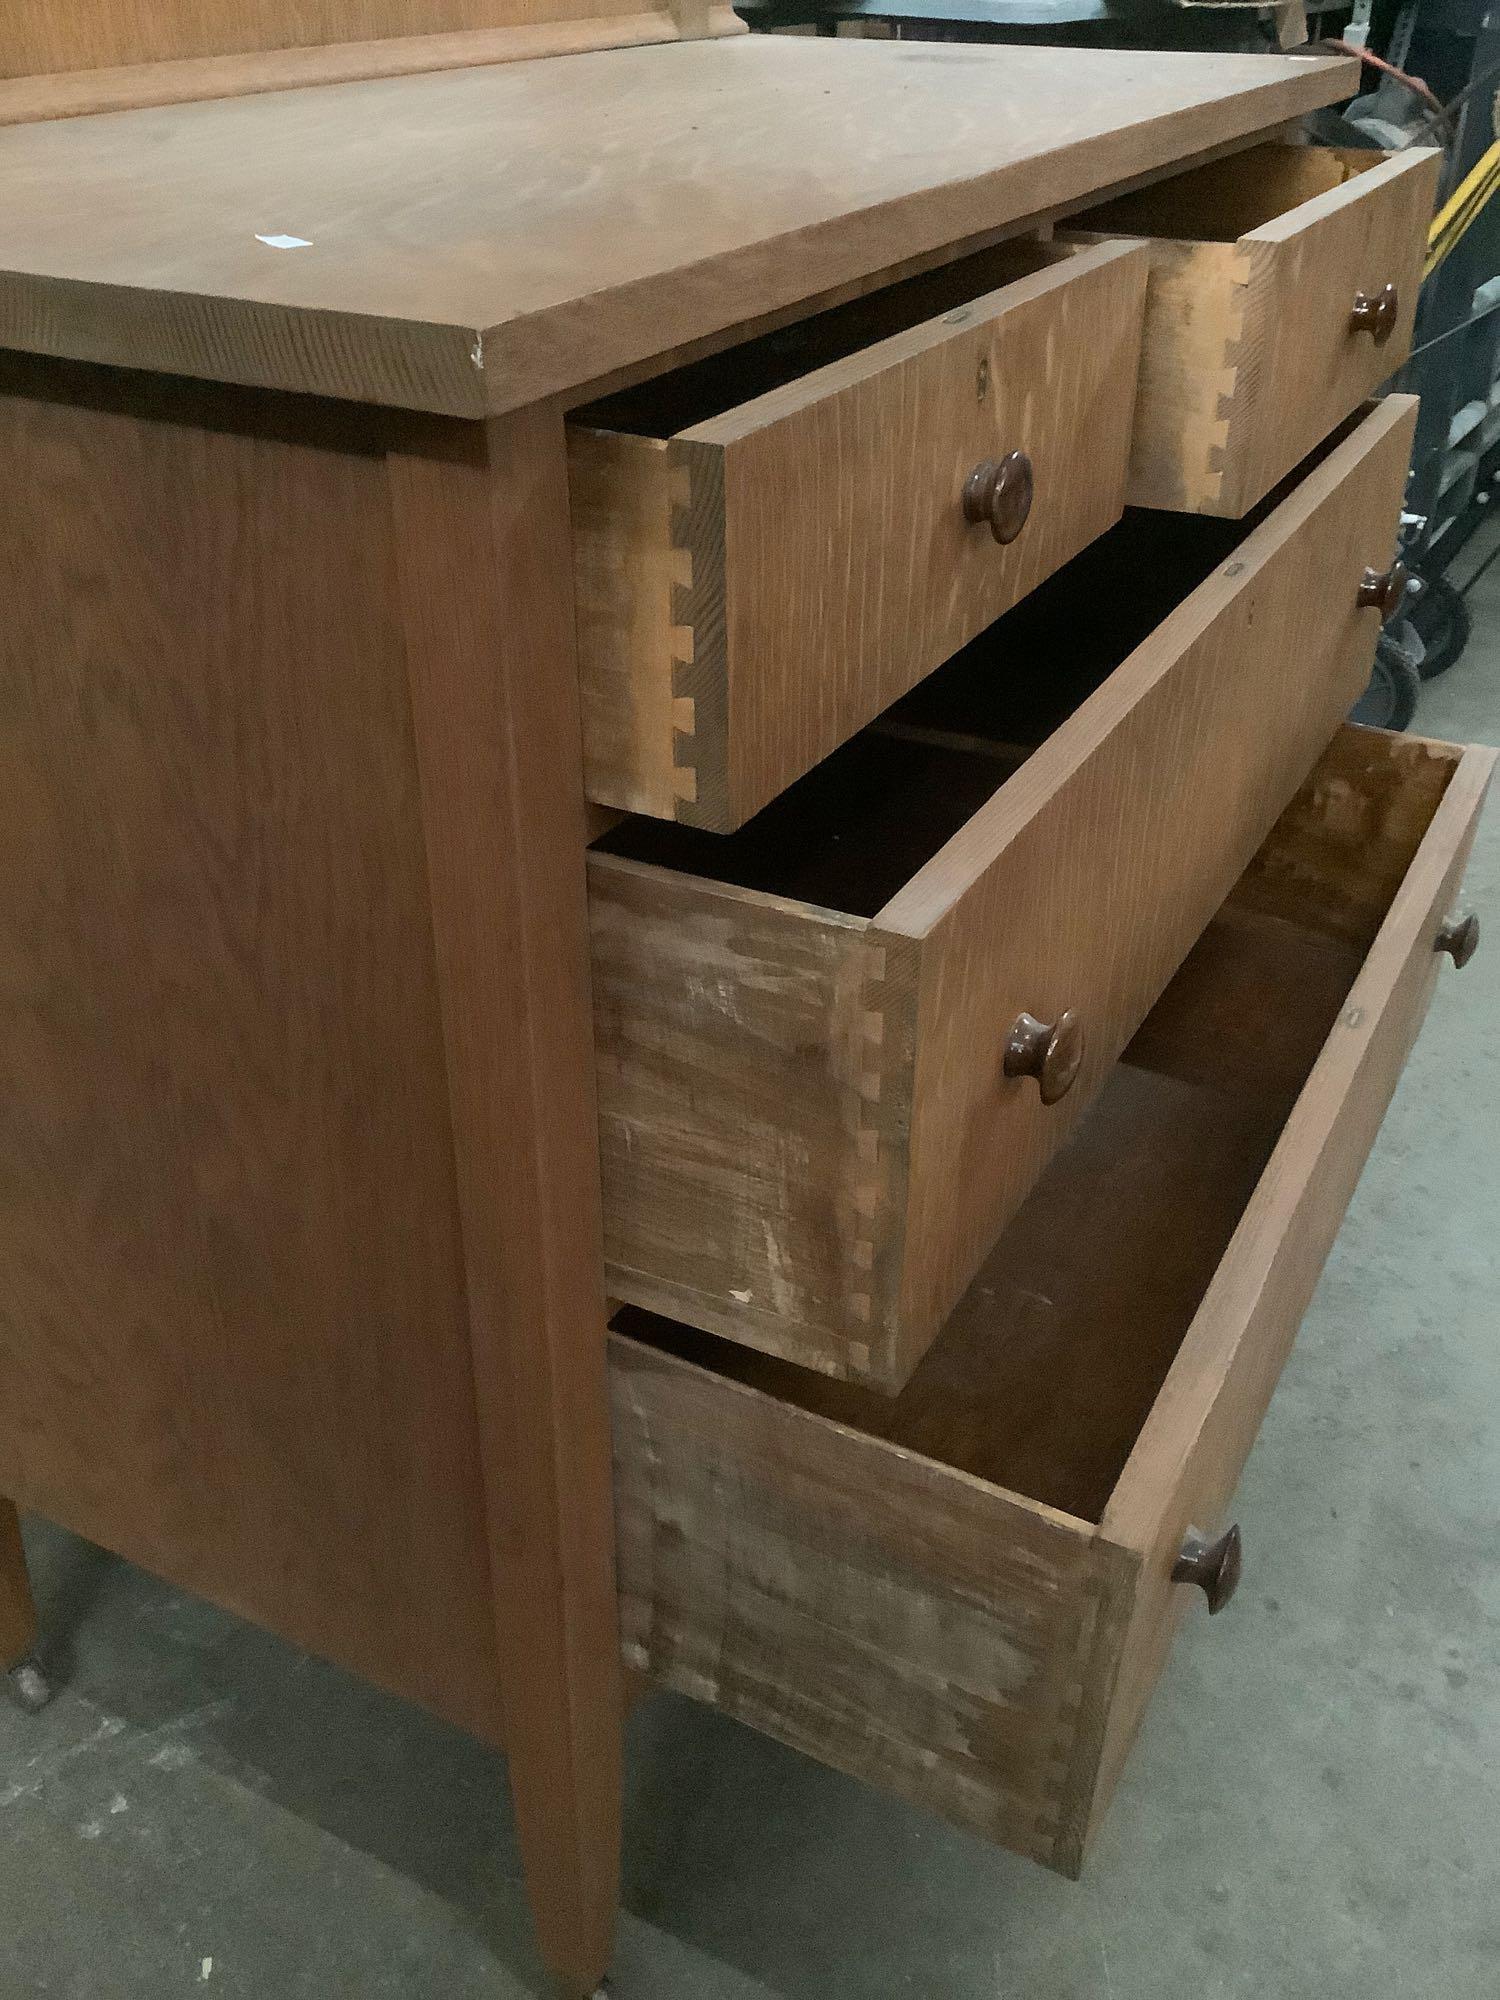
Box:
884 396 1417 1368
389 405 622 1997
0 41 1356 415
609 1328 1128 1867
1087 729 1493 1853
1228 720 1463 945
1074 143 1439 514
568 428 696 821
0 355 505 1742
0 1501 38 1670
590 858 918 1382
611 724 1489 1876
573 239 1147 829
592 398 1417 1387
0 13 745 127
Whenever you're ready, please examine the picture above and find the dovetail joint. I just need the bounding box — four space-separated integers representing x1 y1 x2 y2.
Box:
849 940 909 1345
1205 247 1262 505
667 458 699 809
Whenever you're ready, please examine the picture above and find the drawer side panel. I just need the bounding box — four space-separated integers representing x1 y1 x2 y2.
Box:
591 855 918 1382
570 426 696 821
611 1332 1124 1865
1113 236 1250 514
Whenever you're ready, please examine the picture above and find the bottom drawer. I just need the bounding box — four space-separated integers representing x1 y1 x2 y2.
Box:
610 724 1492 1876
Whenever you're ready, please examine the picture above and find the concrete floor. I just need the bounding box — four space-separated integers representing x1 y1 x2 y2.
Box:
4 576 1499 2000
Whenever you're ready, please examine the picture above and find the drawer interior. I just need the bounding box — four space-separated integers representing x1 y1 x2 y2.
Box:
1080 140 1381 244
592 425 1358 917
573 237 1076 438
613 728 1460 1527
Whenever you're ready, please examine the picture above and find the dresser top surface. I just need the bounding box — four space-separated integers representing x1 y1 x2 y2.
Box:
0 36 1354 417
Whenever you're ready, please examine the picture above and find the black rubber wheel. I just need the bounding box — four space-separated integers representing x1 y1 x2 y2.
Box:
1408 574 1473 682
1350 633 1421 732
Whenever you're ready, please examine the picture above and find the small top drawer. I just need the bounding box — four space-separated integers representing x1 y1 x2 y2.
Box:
569 237 1148 831
1070 142 1439 517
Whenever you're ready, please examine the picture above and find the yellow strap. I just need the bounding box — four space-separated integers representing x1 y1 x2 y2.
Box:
1425 138 1500 278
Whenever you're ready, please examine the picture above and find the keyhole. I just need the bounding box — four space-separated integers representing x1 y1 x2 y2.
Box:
977 357 990 405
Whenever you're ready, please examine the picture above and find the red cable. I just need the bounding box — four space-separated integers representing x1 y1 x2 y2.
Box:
1322 40 1446 121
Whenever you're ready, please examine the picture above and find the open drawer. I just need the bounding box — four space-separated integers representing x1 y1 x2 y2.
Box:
611 724 1492 1875
590 398 1416 1390
1070 142 1439 516
568 236 1147 829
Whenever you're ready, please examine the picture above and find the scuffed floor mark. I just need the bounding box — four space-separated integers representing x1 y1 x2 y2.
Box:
0 1713 126 1809
1089 1876 1118 2000
129 1698 238 1754
2 1695 237 1811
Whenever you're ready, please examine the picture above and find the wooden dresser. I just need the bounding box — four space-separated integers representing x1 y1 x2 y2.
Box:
0 10 1487 1994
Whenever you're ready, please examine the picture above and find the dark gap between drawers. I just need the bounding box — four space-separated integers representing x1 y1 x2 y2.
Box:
612 730 1457 1525
572 237 1068 438
593 415 1366 917
1075 139 1370 244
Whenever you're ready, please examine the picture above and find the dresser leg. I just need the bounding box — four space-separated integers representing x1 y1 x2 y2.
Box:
389 406 623 1996
1 1500 52 1712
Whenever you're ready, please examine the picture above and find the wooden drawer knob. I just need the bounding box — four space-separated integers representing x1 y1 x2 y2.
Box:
1003 1008 1084 1105
1172 1523 1242 1615
1350 282 1400 344
1358 560 1409 619
963 450 1034 545
1436 911 1480 968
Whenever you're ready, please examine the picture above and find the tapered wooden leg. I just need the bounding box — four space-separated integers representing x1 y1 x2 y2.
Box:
1 1500 52 1712
0 1499 36 1664
390 405 623 1997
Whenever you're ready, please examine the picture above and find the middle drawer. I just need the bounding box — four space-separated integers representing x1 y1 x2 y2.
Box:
589 395 1416 1392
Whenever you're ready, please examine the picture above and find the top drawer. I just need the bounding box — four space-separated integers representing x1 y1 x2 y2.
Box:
1071 142 1439 517
569 237 1147 831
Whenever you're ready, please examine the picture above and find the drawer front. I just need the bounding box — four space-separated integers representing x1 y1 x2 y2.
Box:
1079 144 1439 516
593 399 1419 1391
1082 729 1495 1857
571 239 1147 831
881 395 1419 1366
611 726 1492 1876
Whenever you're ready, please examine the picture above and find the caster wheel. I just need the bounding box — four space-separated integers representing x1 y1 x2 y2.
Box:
6 1658 53 1714
1409 573 1473 681
1350 630 1421 732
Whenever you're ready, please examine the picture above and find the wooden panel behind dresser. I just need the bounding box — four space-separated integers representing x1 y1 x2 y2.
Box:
0 0 671 76
0 357 504 1741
